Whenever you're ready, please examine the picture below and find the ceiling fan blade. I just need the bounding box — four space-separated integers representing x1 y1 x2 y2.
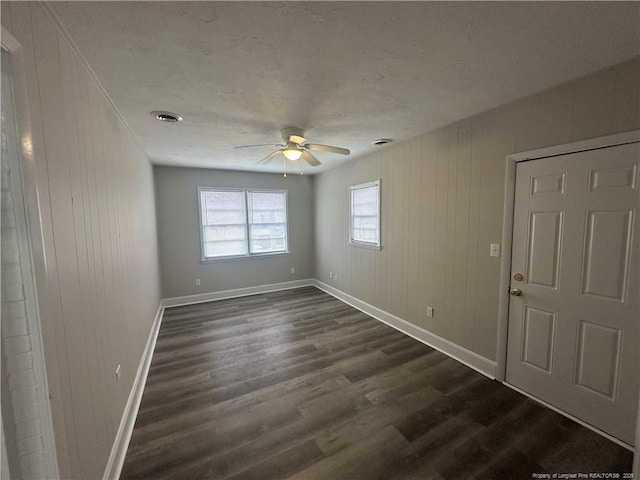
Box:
235 143 283 149
302 150 321 167
289 134 307 145
257 150 283 164
306 144 350 155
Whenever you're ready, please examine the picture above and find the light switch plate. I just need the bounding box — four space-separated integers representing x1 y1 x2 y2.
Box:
490 243 500 258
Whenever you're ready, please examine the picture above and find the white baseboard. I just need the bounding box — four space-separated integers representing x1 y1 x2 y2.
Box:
312 280 497 379
102 302 165 480
161 279 314 308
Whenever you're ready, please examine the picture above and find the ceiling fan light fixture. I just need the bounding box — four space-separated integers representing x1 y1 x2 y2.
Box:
283 148 302 161
252 127 347 167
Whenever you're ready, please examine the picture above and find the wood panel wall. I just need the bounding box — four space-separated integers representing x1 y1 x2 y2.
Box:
314 58 640 363
1 3 162 478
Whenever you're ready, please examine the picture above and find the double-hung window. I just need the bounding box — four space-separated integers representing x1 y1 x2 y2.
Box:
350 180 381 248
199 188 288 260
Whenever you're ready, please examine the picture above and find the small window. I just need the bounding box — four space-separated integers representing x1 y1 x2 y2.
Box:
199 188 288 260
350 180 381 249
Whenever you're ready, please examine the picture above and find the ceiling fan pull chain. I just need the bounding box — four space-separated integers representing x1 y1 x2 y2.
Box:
300 157 304 175
283 155 287 178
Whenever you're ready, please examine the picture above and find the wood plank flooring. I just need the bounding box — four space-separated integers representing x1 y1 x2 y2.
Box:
121 287 633 479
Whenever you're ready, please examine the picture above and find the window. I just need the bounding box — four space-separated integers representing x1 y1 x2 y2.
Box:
350 180 381 248
199 188 288 260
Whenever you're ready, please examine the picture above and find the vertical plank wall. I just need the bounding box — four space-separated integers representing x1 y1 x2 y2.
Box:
315 57 640 364
1 3 162 478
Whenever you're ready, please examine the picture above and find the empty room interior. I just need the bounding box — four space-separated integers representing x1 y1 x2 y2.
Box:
1 2 640 479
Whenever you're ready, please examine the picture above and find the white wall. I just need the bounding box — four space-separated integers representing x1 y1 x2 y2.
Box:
314 57 640 363
154 166 314 298
1 3 162 478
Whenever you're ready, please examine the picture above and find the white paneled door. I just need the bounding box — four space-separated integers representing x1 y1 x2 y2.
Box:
506 141 639 446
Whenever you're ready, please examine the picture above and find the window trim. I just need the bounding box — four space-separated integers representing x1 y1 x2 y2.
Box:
349 179 381 250
198 186 290 262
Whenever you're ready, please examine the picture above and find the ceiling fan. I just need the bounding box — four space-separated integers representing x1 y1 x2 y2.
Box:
234 127 350 167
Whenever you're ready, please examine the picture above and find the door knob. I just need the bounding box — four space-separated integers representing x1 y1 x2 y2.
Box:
510 288 522 296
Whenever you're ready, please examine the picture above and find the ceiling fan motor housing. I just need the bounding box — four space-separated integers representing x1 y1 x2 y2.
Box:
281 126 306 144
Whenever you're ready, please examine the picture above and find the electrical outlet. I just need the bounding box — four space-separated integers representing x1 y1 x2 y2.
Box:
290 267 295 274
115 364 121 382
334 274 338 281
195 278 201 286
329 272 333 279
426 307 434 318
490 243 500 258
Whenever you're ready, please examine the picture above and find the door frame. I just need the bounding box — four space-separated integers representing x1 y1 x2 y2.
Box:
1 25 60 478
494 129 640 456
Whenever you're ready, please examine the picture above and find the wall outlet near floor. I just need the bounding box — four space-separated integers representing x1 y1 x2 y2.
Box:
195 278 201 286
490 243 500 258
334 274 338 281
426 306 434 318
329 272 333 279
290 267 295 274
115 364 121 382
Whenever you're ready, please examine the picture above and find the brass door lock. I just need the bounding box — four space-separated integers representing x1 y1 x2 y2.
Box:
513 273 524 282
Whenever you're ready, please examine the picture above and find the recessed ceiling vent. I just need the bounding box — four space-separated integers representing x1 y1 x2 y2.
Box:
372 138 392 146
151 111 183 123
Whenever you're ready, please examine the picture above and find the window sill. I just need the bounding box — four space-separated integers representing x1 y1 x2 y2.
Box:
201 251 291 263
349 241 381 251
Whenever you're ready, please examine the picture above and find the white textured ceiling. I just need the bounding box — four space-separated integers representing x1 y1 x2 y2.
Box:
51 1 639 174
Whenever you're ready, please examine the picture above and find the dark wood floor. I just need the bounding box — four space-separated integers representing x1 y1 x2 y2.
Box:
121 286 633 479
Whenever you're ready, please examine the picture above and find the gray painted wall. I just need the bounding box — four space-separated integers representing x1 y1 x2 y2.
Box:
314 58 640 363
155 166 314 298
1 4 162 478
